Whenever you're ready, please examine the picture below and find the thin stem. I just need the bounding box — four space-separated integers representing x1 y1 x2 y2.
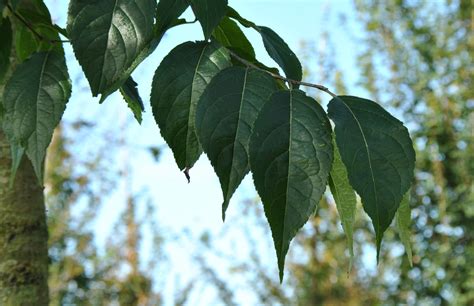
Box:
228 50 338 98
7 4 68 45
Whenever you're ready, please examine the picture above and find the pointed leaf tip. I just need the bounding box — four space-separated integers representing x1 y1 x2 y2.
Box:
328 95 415 254
250 90 333 281
196 67 278 218
151 41 231 171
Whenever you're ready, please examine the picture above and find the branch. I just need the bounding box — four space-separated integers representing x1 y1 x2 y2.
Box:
7 5 69 44
228 50 338 98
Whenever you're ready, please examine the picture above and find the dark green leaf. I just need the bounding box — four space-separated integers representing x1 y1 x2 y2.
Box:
196 67 278 219
67 0 156 97
10 0 21 10
397 191 413 266
212 17 255 61
155 0 189 34
191 0 228 40
2 51 71 182
328 139 357 271
327 96 415 257
249 90 333 281
151 41 230 171
120 77 144 124
258 26 302 84
226 6 257 29
0 18 12 82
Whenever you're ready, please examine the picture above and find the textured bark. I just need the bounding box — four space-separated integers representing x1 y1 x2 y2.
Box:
0 134 49 305
0 16 49 305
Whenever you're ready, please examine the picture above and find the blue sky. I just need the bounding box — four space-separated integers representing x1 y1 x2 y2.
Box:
44 0 367 304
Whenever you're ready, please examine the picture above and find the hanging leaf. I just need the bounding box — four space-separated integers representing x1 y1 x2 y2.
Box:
397 191 413 266
0 18 12 82
155 0 189 34
257 26 302 84
196 67 278 219
212 17 255 61
249 89 333 281
151 41 230 171
327 95 415 258
191 0 228 40
328 139 357 271
2 51 71 182
120 77 144 124
67 0 156 97
225 8 302 84
226 6 258 29
13 0 64 62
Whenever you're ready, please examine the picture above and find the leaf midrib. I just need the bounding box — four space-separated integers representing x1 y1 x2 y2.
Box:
186 45 207 166
282 90 293 260
226 67 249 201
339 98 380 234
99 0 119 92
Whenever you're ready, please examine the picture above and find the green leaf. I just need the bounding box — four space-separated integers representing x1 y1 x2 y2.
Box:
13 0 64 62
212 17 255 61
328 139 357 271
249 89 333 281
258 26 302 84
397 191 413 266
2 51 71 182
196 67 278 220
0 18 12 82
327 96 416 258
191 0 228 40
155 0 189 34
67 0 156 96
226 6 257 29
151 41 230 171
120 77 144 124
15 24 38 62
225 8 302 84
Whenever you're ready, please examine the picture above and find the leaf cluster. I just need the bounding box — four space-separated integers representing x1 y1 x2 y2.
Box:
0 0 416 280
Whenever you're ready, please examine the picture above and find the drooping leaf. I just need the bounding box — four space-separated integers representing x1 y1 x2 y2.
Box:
2 51 71 182
249 89 333 281
225 8 302 84
13 0 63 62
191 0 228 40
212 17 255 61
151 41 230 171
120 77 144 124
257 26 302 84
327 95 415 258
155 0 189 34
397 191 413 266
226 6 258 29
0 18 12 82
67 0 156 97
328 139 357 271
196 67 278 219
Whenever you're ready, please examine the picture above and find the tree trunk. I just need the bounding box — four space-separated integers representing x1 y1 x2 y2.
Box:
0 17 49 305
0 133 49 305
